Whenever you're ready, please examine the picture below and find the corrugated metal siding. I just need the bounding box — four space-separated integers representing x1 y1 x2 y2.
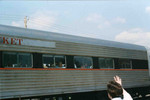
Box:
0 24 146 51
0 36 148 60
0 69 149 99
56 41 147 59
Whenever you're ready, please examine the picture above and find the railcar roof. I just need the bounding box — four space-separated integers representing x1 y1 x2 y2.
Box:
0 24 146 51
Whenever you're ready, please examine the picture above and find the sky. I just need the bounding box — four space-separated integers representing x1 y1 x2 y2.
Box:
0 0 150 47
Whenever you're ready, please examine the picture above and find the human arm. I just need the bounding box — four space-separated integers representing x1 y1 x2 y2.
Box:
114 76 133 100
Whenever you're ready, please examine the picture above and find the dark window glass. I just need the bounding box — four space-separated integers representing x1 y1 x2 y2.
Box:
3 52 32 68
106 58 114 68
42 54 66 68
92 57 99 69
66 55 74 68
44 98 51 100
99 58 106 68
3 52 17 67
31 99 40 100
18 53 32 67
74 56 93 69
0 51 2 68
43 55 54 68
118 59 132 69
98 58 114 69
132 59 148 69
55 55 65 68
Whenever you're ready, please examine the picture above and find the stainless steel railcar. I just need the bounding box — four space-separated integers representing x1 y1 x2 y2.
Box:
0 24 150 100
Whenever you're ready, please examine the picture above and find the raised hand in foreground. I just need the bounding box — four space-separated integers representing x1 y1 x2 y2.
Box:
114 75 133 100
114 75 122 86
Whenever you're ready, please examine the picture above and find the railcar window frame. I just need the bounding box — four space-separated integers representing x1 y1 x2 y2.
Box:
118 59 132 69
2 51 33 68
98 57 114 69
42 54 66 68
43 54 54 68
74 56 93 69
55 55 66 68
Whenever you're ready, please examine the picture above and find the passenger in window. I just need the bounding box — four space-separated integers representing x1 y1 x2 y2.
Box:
75 62 80 68
84 63 88 68
62 64 66 68
51 64 55 67
84 63 92 69
55 62 63 68
43 64 48 68
81 66 85 69
74 64 77 68
90 65 93 69
55 62 59 68
87 64 92 69
59 62 62 68
81 65 85 69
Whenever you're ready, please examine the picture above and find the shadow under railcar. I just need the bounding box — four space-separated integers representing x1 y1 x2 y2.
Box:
1 87 150 100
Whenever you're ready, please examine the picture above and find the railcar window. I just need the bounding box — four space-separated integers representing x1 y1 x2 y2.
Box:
118 59 132 69
42 54 66 68
31 99 40 100
18 53 32 67
3 52 17 67
3 52 32 68
74 56 93 69
43 55 54 68
55 55 65 68
22 99 30 100
44 98 51 100
132 59 148 69
98 58 114 69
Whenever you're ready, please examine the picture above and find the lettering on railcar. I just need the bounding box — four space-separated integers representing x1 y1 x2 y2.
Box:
0 36 56 48
0 36 23 45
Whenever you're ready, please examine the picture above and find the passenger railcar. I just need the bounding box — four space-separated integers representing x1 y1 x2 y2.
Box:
0 24 150 100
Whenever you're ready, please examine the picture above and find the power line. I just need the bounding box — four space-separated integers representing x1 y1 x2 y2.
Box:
0 14 106 38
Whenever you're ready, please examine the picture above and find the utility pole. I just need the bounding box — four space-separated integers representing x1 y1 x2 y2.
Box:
24 16 29 28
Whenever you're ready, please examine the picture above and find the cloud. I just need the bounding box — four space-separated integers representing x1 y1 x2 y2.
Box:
113 17 126 24
11 10 58 31
12 21 22 27
97 25 102 29
28 11 57 30
86 13 111 29
104 21 111 26
97 21 111 29
115 28 150 47
86 14 126 29
86 13 103 23
146 6 150 14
